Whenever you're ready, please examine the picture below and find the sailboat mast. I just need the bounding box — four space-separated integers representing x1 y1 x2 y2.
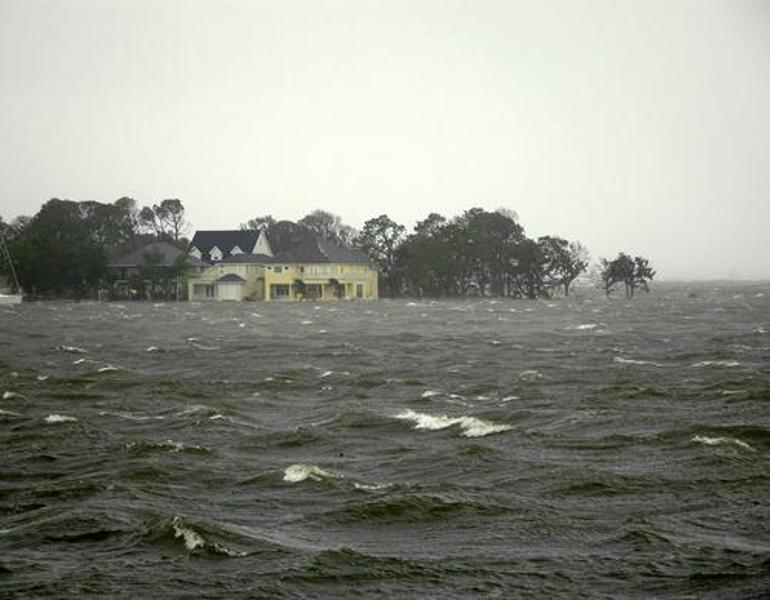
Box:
0 230 21 291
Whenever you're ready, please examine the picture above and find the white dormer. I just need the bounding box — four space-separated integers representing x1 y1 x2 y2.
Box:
231 245 243 255
251 229 273 256
188 246 202 259
210 246 223 261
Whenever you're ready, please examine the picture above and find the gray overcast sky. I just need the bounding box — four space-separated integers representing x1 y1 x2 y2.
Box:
1 0 769 279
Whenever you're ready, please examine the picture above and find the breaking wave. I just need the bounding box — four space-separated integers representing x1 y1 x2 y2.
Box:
691 435 754 452
395 409 513 438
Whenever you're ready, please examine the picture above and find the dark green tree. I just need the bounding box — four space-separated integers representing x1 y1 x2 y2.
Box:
8 199 108 297
600 252 654 298
241 215 276 232
356 214 406 296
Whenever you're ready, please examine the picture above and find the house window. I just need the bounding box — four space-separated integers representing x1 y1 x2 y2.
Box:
270 284 290 298
210 246 222 261
231 246 243 255
274 266 282 273
300 266 305 273
356 284 364 299
193 284 216 298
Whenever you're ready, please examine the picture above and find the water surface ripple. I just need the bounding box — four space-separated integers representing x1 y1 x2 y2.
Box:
1 283 769 597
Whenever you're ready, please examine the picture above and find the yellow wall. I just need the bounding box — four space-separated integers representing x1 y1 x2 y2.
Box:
189 261 378 301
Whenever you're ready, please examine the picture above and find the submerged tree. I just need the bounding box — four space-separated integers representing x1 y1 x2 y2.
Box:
538 237 589 296
356 214 406 296
600 252 655 298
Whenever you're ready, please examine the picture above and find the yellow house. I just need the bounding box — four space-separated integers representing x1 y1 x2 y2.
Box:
186 227 378 301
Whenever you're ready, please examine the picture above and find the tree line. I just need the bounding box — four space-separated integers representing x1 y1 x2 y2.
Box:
1 200 653 299
0 198 189 297
244 208 654 299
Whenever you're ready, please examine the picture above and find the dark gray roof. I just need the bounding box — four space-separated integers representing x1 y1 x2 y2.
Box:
189 230 258 261
189 225 375 267
109 241 184 268
215 273 246 283
221 253 279 264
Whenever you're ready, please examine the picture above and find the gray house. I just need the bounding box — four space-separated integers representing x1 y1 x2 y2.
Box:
108 241 206 300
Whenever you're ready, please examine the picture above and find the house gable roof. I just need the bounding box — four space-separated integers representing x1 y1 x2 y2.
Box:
189 224 375 267
215 273 246 283
189 230 259 261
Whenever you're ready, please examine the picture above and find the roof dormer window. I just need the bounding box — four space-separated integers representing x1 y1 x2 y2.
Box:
231 245 243 255
210 246 223 261
188 246 202 259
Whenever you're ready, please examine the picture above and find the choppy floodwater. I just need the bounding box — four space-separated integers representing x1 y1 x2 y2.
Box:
1 283 769 598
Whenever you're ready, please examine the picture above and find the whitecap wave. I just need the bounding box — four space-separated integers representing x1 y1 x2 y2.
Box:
2 391 25 400
56 345 87 354
44 414 77 424
283 464 340 483
613 357 661 367
691 435 754 451
170 517 243 556
691 360 741 368
97 364 120 373
518 370 544 382
172 516 205 551
395 409 512 438
421 390 442 399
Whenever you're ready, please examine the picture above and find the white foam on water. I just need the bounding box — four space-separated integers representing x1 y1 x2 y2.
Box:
395 409 512 438
353 482 388 491
188 341 221 351
300 320 313 325
36 374 49 381
0 409 22 417
518 370 544 382
172 517 205 552
44 414 77 424
97 364 120 373
691 435 754 452
72 358 86 365
2 391 24 400
501 395 519 402
690 360 741 368
721 389 744 396
99 411 165 421
320 371 334 378
283 464 339 483
146 346 160 352
57 345 87 354
421 390 442 399
162 440 207 452
457 416 514 437
613 357 661 367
